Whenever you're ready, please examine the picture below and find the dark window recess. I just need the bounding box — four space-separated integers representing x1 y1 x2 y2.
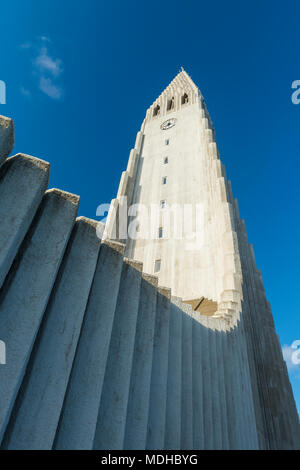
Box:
181 93 189 104
154 259 161 272
167 97 175 111
153 104 160 116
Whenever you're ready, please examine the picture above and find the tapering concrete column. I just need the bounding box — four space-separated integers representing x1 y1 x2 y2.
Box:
207 319 223 450
223 322 237 449
146 287 171 450
181 312 193 450
0 189 79 443
164 299 182 450
235 322 255 449
0 154 49 288
124 274 158 450
0 116 14 166
54 241 125 450
214 320 230 449
238 320 260 449
219 320 234 449
3 217 100 450
200 316 214 449
228 325 245 449
192 318 204 450
93 258 143 450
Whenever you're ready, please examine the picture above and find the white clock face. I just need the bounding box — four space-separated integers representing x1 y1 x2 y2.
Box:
161 118 176 130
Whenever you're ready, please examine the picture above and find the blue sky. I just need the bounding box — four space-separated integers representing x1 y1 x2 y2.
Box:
1 0 300 412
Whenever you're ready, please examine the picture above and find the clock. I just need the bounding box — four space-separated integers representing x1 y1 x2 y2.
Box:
161 118 176 130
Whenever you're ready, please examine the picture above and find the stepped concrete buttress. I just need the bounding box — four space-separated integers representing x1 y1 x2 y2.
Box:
0 78 299 453
0 116 14 167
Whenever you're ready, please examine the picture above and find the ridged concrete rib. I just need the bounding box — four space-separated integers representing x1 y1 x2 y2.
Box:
0 189 79 444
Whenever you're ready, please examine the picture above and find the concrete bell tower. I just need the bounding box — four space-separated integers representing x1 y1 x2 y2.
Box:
106 68 244 318
103 70 300 449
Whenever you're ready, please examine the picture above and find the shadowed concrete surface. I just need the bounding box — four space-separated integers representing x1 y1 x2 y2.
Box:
0 116 13 167
0 112 299 450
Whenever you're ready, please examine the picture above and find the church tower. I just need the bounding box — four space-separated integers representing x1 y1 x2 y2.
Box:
103 69 300 449
106 69 244 316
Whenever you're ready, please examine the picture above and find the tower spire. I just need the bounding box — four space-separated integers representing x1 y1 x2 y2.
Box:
145 68 201 122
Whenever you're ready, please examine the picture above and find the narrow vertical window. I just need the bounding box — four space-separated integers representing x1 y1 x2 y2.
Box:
164 157 168 164
160 200 166 209
153 104 160 117
181 93 189 105
162 176 167 185
154 259 161 273
158 227 163 239
167 97 174 111
165 139 169 146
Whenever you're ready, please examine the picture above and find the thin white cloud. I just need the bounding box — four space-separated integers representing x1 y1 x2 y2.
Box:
282 343 300 374
20 37 64 100
39 77 62 100
34 47 63 78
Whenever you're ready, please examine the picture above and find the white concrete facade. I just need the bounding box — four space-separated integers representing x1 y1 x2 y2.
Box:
108 70 243 321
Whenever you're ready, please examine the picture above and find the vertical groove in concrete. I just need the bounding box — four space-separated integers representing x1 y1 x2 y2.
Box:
54 241 125 450
0 154 50 289
235 318 259 450
164 300 182 450
235 322 252 449
201 317 214 449
2 218 100 450
0 189 79 444
124 274 158 450
192 319 204 450
230 324 245 449
146 288 171 450
207 319 223 450
221 324 235 449
236 324 252 449
93 259 143 450
180 313 193 450
226 326 243 449
215 320 230 449
238 317 260 449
